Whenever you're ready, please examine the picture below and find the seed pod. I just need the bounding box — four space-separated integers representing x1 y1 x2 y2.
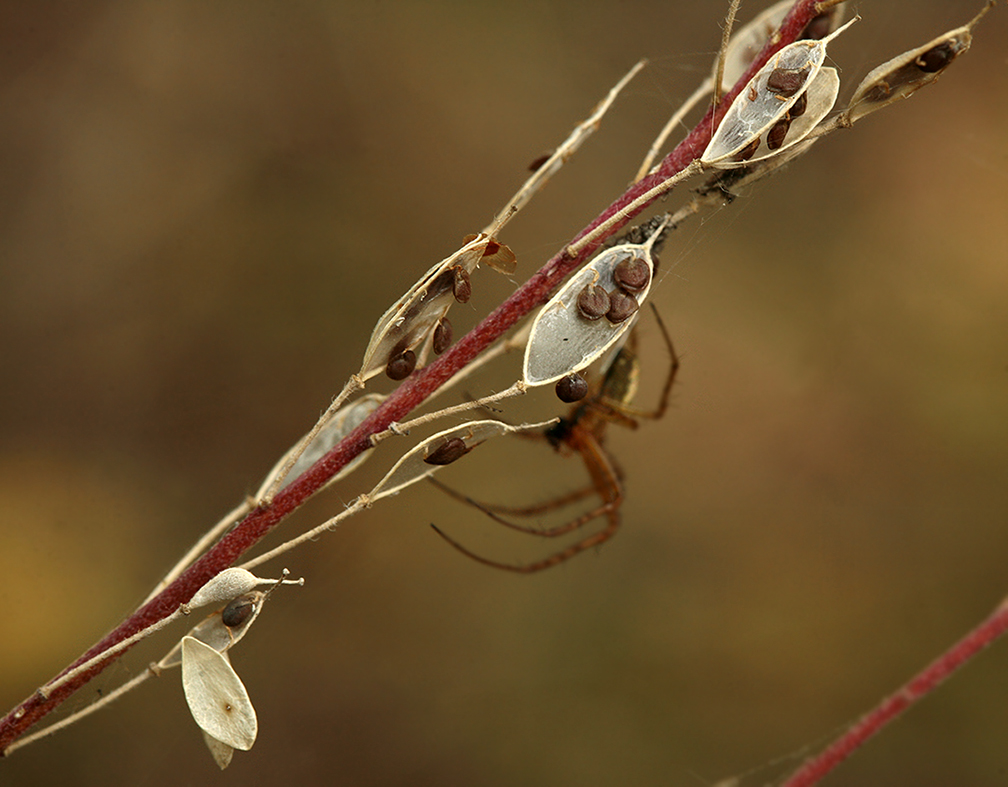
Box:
523 215 669 387
703 17 855 168
577 282 611 321
555 373 589 403
423 436 472 466
386 349 417 380
432 317 453 354
844 6 988 125
182 637 258 751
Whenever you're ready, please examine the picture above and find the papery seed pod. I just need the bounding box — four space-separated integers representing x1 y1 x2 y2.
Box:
256 393 385 499
188 569 260 610
369 419 556 502
357 232 515 382
423 437 472 466
523 216 670 387
703 17 855 168
432 317 453 354
555 373 589 403
844 5 988 126
386 349 417 380
577 282 611 321
721 67 840 169
182 637 258 751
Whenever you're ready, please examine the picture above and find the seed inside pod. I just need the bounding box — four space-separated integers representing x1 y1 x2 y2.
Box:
452 266 471 303
221 595 256 629
732 138 761 163
800 13 832 41
386 349 417 380
613 256 651 294
423 436 472 466
606 290 639 324
915 42 955 73
577 282 611 321
766 115 792 151
432 317 453 354
789 90 808 118
555 373 589 403
767 66 810 97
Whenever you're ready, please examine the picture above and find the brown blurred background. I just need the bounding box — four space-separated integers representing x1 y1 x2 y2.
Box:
1 2 1006 785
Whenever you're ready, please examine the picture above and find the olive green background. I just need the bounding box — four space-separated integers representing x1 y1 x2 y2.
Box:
2 2 1006 785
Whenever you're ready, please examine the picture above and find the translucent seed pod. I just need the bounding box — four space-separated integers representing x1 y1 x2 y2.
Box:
357 233 516 383
368 419 555 502
844 3 990 125
255 393 385 500
703 16 856 168
522 216 670 387
181 636 258 751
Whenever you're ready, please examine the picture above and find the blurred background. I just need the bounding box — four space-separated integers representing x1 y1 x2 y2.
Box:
1 1 1006 784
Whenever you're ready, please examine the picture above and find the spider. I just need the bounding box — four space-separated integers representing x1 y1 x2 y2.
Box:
430 305 679 573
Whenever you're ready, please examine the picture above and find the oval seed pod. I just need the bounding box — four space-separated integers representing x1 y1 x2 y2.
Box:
255 394 385 500
357 232 515 383
369 418 556 502
522 216 670 387
188 568 260 610
736 67 840 166
844 5 988 126
703 16 856 168
182 636 258 751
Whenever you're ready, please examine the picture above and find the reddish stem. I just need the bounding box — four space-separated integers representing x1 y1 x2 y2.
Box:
781 598 1008 787
0 0 824 754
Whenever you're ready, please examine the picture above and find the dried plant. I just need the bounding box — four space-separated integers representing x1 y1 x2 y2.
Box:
1 1 1004 784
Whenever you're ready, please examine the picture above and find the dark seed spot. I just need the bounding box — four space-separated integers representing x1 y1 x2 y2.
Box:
606 290 639 324
423 436 471 466
789 90 808 118
386 349 417 380
766 116 792 151
732 138 760 163
432 318 453 355
577 282 611 321
916 42 954 73
528 152 552 172
222 596 256 629
767 66 809 98
800 14 831 41
555 373 589 403
613 257 651 294
452 267 471 303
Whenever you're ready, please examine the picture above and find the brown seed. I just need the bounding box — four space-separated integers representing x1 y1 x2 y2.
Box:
800 14 831 41
789 90 808 118
613 256 651 294
452 266 471 303
423 436 472 466
732 137 760 163
577 282 611 321
555 373 589 403
528 152 552 172
766 116 792 151
605 290 639 324
432 318 453 355
916 42 954 73
386 349 417 380
767 66 809 98
222 595 256 629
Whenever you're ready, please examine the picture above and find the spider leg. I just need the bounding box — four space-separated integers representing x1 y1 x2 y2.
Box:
429 475 601 521
602 304 679 422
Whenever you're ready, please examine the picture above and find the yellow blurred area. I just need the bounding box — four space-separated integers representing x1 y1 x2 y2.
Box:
1 1 1006 785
